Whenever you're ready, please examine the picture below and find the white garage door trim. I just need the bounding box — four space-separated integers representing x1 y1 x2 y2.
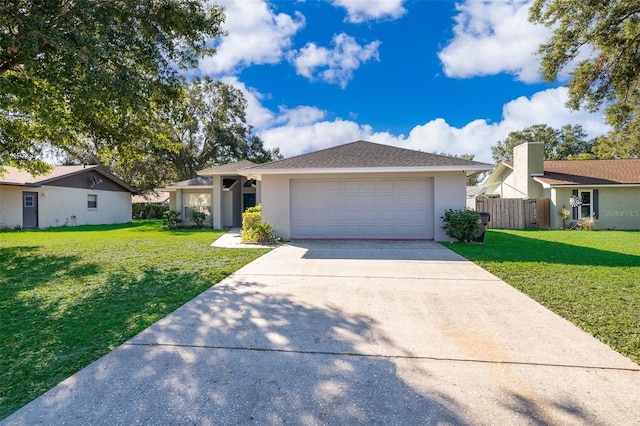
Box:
290 178 434 239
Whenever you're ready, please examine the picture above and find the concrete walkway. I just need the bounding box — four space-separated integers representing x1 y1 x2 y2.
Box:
210 227 279 249
4 241 639 425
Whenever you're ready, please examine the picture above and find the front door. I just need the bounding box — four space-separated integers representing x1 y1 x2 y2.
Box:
243 193 256 211
22 191 38 229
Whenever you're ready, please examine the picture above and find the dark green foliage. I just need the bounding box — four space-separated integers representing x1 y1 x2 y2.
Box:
1 0 225 174
530 0 640 157
162 210 181 229
190 210 207 228
492 124 594 164
441 209 482 242
132 203 169 220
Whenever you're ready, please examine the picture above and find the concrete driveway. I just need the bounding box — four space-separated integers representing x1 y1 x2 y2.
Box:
4 241 639 425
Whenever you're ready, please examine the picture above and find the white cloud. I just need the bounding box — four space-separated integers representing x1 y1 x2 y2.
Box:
257 87 609 163
331 0 407 23
276 106 327 127
200 0 304 75
438 0 550 83
220 76 275 129
289 33 381 88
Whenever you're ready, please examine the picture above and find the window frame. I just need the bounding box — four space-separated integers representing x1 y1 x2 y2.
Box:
579 190 593 219
87 194 98 209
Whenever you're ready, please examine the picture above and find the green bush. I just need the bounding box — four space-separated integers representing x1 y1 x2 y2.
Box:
441 209 482 242
240 204 277 243
133 203 169 219
243 222 275 243
190 210 207 228
244 204 262 214
242 204 262 234
162 210 181 229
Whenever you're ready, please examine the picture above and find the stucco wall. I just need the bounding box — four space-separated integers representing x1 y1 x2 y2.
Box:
552 187 640 230
38 186 131 227
0 185 131 228
0 185 23 228
259 171 468 241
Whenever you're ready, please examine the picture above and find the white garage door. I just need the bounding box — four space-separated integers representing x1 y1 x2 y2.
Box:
291 178 434 239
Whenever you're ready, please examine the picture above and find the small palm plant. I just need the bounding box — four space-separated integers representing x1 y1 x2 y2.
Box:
559 206 571 229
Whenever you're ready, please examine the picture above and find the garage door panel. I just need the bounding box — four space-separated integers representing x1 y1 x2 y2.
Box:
291 178 433 239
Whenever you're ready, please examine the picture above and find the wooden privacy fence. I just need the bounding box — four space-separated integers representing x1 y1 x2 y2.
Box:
475 198 550 229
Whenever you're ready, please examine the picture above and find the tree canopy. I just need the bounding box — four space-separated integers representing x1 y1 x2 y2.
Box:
63 77 282 190
1 0 225 173
530 0 640 157
491 124 594 164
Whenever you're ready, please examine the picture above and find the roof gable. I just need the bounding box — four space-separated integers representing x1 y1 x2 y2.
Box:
162 176 213 190
0 165 137 192
245 140 491 170
198 159 257 176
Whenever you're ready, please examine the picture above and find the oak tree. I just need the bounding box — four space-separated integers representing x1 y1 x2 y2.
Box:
491 124 594 164
1 0 225 173
530 0 640 156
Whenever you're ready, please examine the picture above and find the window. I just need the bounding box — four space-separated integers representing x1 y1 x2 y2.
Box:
580 190 592 218
24 195 34 208
88 194 98 209
182 192 211 222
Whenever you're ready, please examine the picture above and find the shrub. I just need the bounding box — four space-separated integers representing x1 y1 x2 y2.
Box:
558 206 571 229
242 204 262 234
441 208 482 242
162 210 181 229
190 210 207 228
240 204 277 243
243 222 275 243
569 217 596 231
133 203 169 219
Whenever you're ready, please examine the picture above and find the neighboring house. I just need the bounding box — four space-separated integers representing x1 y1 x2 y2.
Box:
167 140 490 240
0 165 137 229
163 160 257 227
481 142 640 230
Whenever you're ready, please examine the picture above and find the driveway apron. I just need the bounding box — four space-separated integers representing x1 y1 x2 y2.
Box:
4 241 639 425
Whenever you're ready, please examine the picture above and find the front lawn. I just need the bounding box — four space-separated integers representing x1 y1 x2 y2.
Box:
444 229 639 364
0 221 269 420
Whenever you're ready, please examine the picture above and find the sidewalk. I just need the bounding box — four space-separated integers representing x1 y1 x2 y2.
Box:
210 228 279 249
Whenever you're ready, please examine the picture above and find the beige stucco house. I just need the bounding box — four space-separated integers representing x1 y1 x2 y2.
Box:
167 141 491 241
0 165 137 229
481 142 640 230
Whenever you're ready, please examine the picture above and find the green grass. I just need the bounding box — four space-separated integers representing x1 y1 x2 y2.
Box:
444 229 640 364
0 221 269 419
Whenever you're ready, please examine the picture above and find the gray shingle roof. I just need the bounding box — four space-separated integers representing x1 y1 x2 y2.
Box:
163 176 213 189
245 141 491 170
198 159 257 175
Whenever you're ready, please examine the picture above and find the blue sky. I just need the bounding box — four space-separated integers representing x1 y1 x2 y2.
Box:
199 0 609 162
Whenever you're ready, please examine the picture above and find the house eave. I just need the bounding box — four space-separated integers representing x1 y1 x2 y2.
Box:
240 165 492 178
543 182 640 188
162 185 214 191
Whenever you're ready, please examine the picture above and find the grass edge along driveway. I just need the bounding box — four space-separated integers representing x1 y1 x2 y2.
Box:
0 221 270 420
443 229 639 366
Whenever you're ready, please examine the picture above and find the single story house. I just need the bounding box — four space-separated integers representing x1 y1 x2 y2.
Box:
169 141 490 240
0 165 137 229
480 141 640 230
163 160 257 227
